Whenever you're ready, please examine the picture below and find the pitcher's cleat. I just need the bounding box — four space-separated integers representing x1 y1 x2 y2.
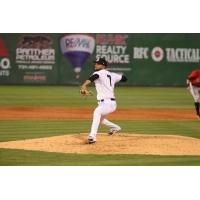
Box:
108 128 121 136
86 138 96 144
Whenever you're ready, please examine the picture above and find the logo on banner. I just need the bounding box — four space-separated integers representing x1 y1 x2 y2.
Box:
16 35 55 65
0 38 11 76
15 34 55 83
134 46 200 63
60 34 95 79
61 34 95 53
95 34 130 65
151 47 164 62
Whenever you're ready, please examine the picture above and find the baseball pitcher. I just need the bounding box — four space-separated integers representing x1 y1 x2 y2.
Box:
80 58 127 144
187 68 200 119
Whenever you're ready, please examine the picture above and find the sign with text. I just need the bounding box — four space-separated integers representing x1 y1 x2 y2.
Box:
1 33 200 86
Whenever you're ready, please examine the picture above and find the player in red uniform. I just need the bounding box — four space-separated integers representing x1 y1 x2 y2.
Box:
187 69 200 119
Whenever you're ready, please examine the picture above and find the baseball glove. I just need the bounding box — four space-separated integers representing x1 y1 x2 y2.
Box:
80 88 92 96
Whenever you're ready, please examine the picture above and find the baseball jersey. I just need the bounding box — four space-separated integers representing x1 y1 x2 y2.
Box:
188 69 200 87
89 69 123 100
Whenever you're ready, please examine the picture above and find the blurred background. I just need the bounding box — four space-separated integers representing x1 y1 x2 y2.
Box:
1 33 199 86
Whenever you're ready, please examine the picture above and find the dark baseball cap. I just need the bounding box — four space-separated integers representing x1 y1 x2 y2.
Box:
93 57 108 66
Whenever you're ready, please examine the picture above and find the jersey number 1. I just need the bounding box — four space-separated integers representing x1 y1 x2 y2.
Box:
107 75 112 86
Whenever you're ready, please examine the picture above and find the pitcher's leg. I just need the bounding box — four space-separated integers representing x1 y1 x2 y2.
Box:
101 118 121 131
88 107 102 140
88 101 118 143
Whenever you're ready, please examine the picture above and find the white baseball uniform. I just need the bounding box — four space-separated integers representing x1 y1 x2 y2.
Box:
88 69 123 141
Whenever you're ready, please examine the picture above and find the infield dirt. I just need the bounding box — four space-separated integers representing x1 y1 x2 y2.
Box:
0 107 196 120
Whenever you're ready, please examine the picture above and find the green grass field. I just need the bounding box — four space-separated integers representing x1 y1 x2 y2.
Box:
0 86 200 166
0 86 193 108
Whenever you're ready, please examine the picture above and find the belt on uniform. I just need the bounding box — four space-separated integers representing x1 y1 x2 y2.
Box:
98 98 115 102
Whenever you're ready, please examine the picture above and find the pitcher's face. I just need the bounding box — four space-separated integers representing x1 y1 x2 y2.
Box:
95 63 105 71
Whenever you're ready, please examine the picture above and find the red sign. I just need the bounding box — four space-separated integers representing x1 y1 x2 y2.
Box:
0 38 9 57
96 34 128 45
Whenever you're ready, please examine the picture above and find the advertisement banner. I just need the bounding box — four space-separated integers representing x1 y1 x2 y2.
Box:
0 37 12 81
95 34 131 71
16 34 56 84
60 34 95 80
1 33 200 86
0 33 58 84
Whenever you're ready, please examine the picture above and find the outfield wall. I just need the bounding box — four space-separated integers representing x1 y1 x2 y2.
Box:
0 33 199 86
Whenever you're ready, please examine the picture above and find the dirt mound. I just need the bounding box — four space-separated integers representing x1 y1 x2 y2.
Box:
1 133 200 155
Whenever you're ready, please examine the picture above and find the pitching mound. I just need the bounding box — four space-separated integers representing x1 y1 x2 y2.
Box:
1 133 200 155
